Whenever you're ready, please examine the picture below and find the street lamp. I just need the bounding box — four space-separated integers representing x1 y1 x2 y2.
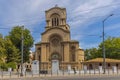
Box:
103 14 113 74
20 26 24 76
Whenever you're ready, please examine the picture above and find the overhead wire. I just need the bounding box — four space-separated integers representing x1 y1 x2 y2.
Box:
0 2 120 39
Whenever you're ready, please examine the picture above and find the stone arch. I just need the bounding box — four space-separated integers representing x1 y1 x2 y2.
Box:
46 8 64 19
50 52 61 60
49 34 63 42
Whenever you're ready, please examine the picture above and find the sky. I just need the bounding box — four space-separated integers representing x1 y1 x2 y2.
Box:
0 0 120 51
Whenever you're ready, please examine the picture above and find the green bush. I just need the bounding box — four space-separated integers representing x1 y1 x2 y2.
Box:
7 62 16 69
0 63 8 70
0 62 16 71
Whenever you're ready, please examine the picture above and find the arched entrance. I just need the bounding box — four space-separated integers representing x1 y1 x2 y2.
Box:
51 53 60 74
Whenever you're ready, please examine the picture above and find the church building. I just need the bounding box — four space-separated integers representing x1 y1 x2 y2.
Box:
35 6 84 71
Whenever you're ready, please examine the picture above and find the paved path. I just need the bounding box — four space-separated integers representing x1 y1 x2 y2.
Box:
1 74 120 80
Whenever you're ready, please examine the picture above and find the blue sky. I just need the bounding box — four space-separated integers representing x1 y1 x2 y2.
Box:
0 0 120 51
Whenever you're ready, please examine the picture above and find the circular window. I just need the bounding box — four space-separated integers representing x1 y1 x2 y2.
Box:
51 38 60 47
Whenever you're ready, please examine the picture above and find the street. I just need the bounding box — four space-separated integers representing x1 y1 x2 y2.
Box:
2 75 120 80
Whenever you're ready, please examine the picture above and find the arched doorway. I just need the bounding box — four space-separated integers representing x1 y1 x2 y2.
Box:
51 53 60 74
49 34 62 74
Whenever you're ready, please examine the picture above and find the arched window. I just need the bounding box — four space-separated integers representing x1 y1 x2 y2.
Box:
52 17 59 26
51 13 60 27
71 46 76 62
54 18 56 26
57 18 59 26
72 53 75 61
52 18 54 26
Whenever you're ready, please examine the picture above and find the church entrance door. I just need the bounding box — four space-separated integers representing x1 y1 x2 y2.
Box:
51 53 59 74
52 60 59 74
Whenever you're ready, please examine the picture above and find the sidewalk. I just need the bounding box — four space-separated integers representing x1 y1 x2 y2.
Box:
0 73 120 80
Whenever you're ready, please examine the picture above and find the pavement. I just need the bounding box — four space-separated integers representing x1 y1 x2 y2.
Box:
1 74 120 80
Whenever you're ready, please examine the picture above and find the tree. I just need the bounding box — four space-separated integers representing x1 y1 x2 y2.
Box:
85 37 120 60
0 33 21 69
99 37 120 59
0 34 6 63
7 62 17 69
4 37 20 63
85 48 98 60
0 33 3 38
8 26 34 62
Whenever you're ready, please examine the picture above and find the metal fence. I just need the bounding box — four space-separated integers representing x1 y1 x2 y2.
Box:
0 68 120 79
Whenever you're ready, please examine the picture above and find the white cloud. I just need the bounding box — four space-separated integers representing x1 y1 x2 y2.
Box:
0 0 120 50
67 0 119 30
0 0 118 29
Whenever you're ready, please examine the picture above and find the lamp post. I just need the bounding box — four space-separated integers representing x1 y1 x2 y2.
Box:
20 26 24 76
103 14 113 74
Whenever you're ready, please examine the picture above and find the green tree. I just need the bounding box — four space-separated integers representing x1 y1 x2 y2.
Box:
4 37 20 63
0 33 3 38
85 37 120 60
7 62 16 69
0 34 6 63
98 37 120 59
8 26 34 62
85 48 98 60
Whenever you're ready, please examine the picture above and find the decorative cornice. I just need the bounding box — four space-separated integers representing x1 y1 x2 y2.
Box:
41 27 70 35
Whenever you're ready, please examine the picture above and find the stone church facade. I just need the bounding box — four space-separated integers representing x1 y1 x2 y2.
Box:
35 6 84 71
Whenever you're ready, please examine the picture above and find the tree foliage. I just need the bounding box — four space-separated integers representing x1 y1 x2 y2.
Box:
8 26 34 62
0 33 3 38
7 62 16 69
0 33 20 65
85 37 120 60
85 48 98 60
0 34 6 63
4 37 20 63
0 26 34 69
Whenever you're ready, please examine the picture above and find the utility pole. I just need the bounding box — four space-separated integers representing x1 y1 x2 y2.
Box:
20 26 24 76
103 14 113 74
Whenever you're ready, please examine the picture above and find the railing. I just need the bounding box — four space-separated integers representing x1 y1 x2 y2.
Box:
0 68 120 79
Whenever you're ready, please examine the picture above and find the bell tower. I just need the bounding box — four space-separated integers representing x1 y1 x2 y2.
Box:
45 6 70 31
